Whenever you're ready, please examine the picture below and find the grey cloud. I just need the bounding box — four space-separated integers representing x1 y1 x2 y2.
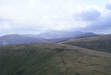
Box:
106 3 111 10
75 8 111 33
77 9 101 21
82 13 111 33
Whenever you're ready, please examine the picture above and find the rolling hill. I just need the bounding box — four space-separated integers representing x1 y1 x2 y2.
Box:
61 34 111 53
0 43 111 75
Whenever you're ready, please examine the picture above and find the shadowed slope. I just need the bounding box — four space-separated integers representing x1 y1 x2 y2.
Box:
62 35 111 53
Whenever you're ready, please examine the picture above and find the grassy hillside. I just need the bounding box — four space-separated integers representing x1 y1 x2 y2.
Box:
61 35 111 53
0 43 111 75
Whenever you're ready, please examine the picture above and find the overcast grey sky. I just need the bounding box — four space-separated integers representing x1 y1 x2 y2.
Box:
0 0 111 35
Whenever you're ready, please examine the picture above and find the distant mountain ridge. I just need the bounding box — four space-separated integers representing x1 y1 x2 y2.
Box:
0 34 49 46
0 31 98 46
25 31 98 39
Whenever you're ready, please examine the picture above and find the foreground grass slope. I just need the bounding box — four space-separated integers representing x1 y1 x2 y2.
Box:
0 43 111 75
62 35 111 53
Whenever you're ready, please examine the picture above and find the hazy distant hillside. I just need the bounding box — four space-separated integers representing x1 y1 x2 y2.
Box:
25 31 98 39
0 34 49 46
62 35 111 53
0 31 98 46
0 43 111 75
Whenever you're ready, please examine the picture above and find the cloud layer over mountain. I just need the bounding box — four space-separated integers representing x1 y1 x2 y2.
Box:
0 0 110 35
